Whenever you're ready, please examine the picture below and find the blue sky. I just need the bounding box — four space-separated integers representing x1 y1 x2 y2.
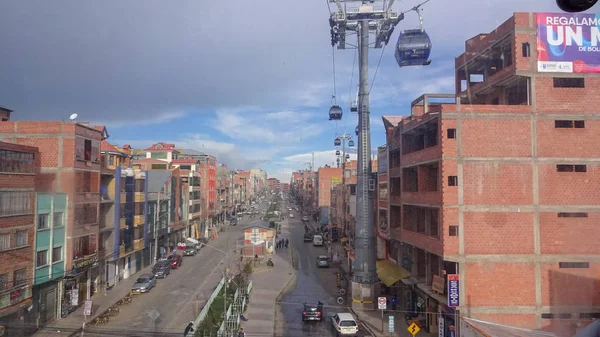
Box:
0 0 575 181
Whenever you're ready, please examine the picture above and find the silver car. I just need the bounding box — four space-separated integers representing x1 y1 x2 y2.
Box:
131 274 157 293
317 255 329 268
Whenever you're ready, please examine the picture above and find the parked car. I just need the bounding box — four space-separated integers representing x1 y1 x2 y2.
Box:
152 261 171 278
317 255 329 268
183 246 197 256
331 313 359 335
131 274 157 293
302 301 324 322
168 254 183 269
304 233 313 242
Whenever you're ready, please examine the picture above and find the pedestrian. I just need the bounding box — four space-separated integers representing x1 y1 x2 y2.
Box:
238 327 245 337
285 238 289 248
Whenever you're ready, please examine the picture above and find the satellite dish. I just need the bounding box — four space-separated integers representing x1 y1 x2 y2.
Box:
69 113 78 120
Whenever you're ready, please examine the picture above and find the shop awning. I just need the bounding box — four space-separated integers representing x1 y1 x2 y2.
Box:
376 259 410 287
186 237 200 245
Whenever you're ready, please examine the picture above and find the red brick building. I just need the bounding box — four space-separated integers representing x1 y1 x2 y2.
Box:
316 166 342 208
0 116 106 308
0 140 38 332
382 12 600 336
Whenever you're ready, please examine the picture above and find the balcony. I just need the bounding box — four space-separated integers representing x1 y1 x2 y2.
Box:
120 217 126 229
134 215 144 226
135 192 145 202
0 284 31 309
75 192 100 203
100 192 113 203
134 239 144 251
119 245 125 256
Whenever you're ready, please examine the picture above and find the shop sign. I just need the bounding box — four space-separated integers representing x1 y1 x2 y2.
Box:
0 285 30 309
74 255 98 270
438 308 445 337
447 274 460 307
432 275 445 294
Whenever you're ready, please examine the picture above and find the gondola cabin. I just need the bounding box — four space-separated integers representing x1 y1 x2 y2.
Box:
335 150 341 156
395 29 432 67
329 105 343 120
355 126 359 136
334 138 341 146
345 154 350 160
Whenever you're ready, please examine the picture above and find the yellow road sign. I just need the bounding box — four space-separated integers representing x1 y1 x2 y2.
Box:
407 322 420 336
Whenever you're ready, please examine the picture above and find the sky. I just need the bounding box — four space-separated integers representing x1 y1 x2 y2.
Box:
0 0 578 182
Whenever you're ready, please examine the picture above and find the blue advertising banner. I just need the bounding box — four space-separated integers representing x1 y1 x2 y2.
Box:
447 274 460 307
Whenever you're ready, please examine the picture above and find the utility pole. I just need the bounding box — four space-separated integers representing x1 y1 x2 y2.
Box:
329 0 403 309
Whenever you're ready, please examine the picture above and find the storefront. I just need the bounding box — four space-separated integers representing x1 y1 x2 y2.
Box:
61 255 98 317
440 304 457 337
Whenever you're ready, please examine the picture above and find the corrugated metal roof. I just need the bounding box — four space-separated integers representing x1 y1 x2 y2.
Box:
147 170 172 193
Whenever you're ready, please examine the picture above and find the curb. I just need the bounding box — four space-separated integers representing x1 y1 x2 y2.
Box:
349 307 380 337
273 244 298 335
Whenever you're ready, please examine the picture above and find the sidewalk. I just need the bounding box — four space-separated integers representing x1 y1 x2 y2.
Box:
33 235 222 337
241 223 295 337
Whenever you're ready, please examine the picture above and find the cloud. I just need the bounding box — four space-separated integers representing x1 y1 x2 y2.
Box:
211 107 326 145
90 110 187 128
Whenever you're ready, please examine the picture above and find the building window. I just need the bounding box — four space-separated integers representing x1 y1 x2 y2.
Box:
151 164 167 169
37 214 50 230
553 77 585 88
559 262 589 269
109 155 115 166
0 150 35 174
446 128 456 139
449 225 458 236
448 176 458 186
53 212 64 227
150 152 168 159
134 179 146 193
558 212 588 218
37 250 48 267
52 247 62 263
15 230 27 247
0 233 10 251
555 120 585 128
13 269 26 286
0 273 7 291
0 191 33 216
556 164 587 172
179 165 192 170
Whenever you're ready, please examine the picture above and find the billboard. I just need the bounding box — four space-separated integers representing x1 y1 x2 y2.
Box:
537 12 600 73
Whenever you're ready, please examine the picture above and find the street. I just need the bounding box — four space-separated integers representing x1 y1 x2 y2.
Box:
77 214 262 337
278 209 369 337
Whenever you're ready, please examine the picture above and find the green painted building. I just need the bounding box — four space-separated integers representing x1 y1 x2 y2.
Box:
32 193 67 325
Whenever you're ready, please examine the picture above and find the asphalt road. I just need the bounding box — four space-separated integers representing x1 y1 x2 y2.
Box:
79 211 266 337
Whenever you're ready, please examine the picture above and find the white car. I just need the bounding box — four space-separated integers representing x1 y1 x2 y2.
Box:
331 313 359 335
289 214 294 218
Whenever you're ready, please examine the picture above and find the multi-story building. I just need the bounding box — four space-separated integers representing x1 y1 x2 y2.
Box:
0 141 38 334
280 183 290 193
317 166 342 208
170 157 202 237
145 170 172 262
382 12 600 336
216 164 232 221
100 142 149 285
267 178 278 192
376 145 389 261
177 151 216 230
0 116 107 320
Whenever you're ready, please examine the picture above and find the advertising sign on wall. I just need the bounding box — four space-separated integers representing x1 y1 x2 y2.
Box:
447 274 460 307
537 12 600 73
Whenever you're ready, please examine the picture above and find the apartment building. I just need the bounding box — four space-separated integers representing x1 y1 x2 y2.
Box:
0 141 38 334
170 157 202 237
381 12 600 336
316 166 342 208
0 116 107 323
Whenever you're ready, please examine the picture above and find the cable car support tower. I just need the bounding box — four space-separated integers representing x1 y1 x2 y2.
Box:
328 0 403 309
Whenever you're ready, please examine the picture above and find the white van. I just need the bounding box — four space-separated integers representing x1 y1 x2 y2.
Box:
313 235 324 246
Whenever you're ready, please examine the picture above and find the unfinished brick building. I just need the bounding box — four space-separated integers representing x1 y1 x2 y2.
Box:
383 12 600 336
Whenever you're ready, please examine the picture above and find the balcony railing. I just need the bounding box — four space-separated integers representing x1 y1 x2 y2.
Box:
134 215 144 226
119 245 125 256
134 193 145 202
134 239 144 251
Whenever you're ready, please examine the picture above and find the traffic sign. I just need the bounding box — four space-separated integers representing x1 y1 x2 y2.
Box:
377 296 387 310
148 309 160 322
407 322 420 336
388 315 395 333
